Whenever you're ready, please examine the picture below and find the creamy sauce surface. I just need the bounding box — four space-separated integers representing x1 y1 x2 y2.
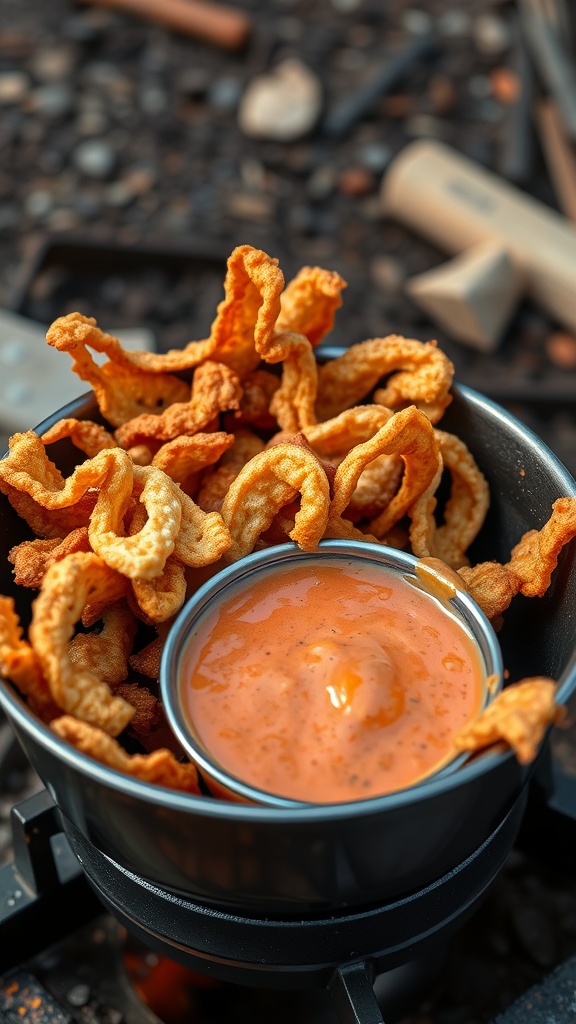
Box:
180 561 485 803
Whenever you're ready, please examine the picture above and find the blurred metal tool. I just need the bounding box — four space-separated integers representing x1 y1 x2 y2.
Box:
322 33 439 140
497 15 535 184
519 0 576 142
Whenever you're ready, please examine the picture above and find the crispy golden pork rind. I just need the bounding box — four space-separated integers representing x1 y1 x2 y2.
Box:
459 497 576 620
196 429 265 513
51 715 200 793
41 418 116 457
234 369 280 430
114 361 242 449
68 602 137 688
220 444 331 561
265 331 318 433
209 244 285 378
0 596 60 720
409 431 490 569
453 678 564 764
172 489 232 567
151 432 235 485
275 265 347 346
303 405 393 459
29 553 135 735
316 336 454 423
114 682 163 735
1 484 97 539
329 406 440 537
46 313 191 427
9 528 92 588
129 636 164 680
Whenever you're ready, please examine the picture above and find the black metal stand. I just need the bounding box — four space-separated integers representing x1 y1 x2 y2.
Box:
0 790 101 972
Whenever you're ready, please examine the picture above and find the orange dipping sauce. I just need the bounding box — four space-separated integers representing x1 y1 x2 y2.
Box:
179 560 486 804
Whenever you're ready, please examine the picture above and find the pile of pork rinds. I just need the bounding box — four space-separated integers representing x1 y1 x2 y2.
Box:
0 244 575 798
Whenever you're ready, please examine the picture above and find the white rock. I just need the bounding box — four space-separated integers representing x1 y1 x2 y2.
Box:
238 59 322 142
0 72 30 105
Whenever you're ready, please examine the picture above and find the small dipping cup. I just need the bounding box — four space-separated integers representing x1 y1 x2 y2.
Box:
160 540 504 808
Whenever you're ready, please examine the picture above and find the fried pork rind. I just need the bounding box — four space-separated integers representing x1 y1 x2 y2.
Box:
196 429 265 513
316 336 454 423
220 444 331 561
0 596 59 720
129 636 164 680
173 489 232 568
303 406 393 459
329 406 441 538
29 553 135 735
265 331 318 433
51 715 200 793
459 497 576 620
1 484 97 539
114 361 242 449
234 369 280 430
46 313 190 427
209 244 285 378
41 418 116 457
151 432 235 489
453 678 564 764
409 431 490 568
68 602 137 688
114 682 163 735
275 265 347 346
9 528 92 588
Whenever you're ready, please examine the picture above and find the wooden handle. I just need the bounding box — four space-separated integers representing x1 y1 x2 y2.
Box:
382 138 576 334
86 0 251 50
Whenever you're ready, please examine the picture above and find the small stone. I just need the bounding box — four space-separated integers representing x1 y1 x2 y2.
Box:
66 984 91 1008
238 59 322 142
103 181 134 207
437 9 471 36
209 76 242 113
227 191 275 221
140 85 168 116
307 164 336 201
0 71 30 105
30 83 75 118
473 13 511 56
428 75 456 115
25 190 54 218
73 139 116 179
356 142 393 173
545 332 576 370
370 255 406 294
75 110 109 136
30 46 77 82
337 166 374 196
490 67 521 104
402 9 434 35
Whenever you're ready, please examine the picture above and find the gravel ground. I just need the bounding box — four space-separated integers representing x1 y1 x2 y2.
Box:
2 0 576 1021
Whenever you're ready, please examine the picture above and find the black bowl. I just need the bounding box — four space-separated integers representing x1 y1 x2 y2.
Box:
1 375 575 916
